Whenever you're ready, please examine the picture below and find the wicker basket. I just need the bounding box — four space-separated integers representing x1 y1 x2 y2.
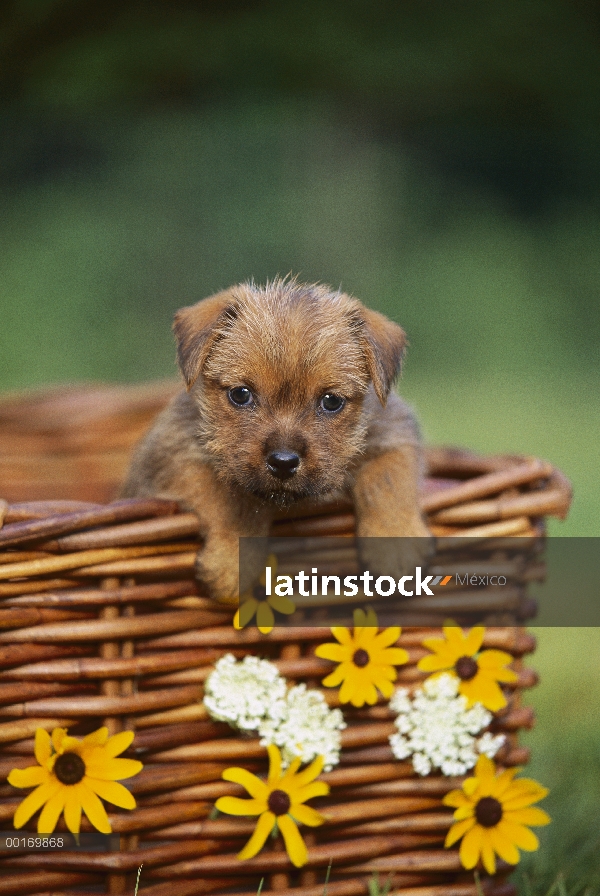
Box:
0 384 572 896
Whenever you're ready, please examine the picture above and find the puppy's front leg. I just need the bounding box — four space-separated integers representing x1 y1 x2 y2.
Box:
153 465 272 604
352 444 432 580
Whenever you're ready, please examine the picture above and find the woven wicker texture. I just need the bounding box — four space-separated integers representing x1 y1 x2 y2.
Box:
0 385 572 896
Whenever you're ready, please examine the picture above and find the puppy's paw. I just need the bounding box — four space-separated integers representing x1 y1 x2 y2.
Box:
194 539 240 606
356 517 434 584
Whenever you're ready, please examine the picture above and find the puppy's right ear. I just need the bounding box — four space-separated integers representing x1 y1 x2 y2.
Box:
173 291 236 389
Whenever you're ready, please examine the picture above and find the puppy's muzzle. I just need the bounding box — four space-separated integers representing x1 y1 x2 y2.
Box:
266 450 300 480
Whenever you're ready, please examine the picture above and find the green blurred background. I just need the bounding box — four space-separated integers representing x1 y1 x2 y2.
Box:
0 2 598 890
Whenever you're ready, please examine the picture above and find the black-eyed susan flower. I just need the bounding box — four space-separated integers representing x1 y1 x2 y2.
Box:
444 754 550 874
8 726 143 835
215 743 329 867
315 607 409 707
234 555 295 634
418 625 518 712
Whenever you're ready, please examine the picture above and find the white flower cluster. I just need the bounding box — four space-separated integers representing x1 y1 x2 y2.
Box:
203 654 287 731
204 654 345 771
258 683 346 772
389 673 505 777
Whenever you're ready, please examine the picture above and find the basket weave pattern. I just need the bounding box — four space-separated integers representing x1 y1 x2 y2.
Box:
0 385 572 896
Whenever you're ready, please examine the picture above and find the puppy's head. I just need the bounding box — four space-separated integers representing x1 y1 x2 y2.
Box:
173 279 406 505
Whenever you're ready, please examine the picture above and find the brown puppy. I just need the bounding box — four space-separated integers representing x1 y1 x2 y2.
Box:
122 279 430 601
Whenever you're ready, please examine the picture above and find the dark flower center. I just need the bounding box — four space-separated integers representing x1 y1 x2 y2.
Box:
268 789 291 816
54 751 86 785
475 796 503 828
253 584 268 601
352 648 370 668
455 655 478 681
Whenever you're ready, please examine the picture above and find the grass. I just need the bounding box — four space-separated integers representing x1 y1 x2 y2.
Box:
512 629 600 895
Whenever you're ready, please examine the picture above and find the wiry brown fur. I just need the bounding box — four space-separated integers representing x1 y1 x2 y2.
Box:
123 278 430 601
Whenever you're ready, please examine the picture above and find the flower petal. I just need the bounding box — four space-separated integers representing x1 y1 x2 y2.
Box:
222 767 268 800
443 626 467 648
380 648 409 667
353 608 378 629
480 830 497 875
268 593 295 615
267 744 282 785
84 757 143 781
216 796 265 816
279 813 308 867
8 766 48 789
315 643 350 663
339 669 360 704
359 679 375 706
418 654 453 673
498 819 540 851
444 790 473 810
330 626 352 646
462 626 485 656
37 787 68 834
62 736 85 756
78 784 112 834
460 675 507 712
86 778 136 809
293 781 330 803
376 677 395 700
103 730 134 758
459 823 483 869
289 803 326 827
490 824 520 866
472 755 498 797
83 727 110 748
454 805 477 821
283 757 303 781
238 598 259 629
238 811 275 860
289 754 325 789
445 816 476 847
504 807 550 827
51 728 68 753
322 662 353 689
491 767 519 799
34 729 52 767
13 780 61 829
256 601 274 634
501 781 549 811
476 649 514 668
64 786 83 835
373 627 401 650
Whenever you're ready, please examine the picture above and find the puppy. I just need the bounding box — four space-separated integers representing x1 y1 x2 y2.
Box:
122 279 430 602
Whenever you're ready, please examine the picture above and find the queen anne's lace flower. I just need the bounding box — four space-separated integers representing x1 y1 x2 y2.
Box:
389 673 505 776
258 684 346 771
204 655 345 770
204 654 287 731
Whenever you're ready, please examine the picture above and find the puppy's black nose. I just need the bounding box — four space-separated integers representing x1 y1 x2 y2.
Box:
266 450 300 480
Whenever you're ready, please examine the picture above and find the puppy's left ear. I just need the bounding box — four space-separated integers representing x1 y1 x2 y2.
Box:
173 291 236 389
359 307 407 405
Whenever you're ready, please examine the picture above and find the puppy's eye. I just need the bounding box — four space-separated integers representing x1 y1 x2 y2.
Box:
228 386 253 407
320 393 345 413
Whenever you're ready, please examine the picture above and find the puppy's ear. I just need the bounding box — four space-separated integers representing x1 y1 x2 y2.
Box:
173 291 236 389
359 307 407 405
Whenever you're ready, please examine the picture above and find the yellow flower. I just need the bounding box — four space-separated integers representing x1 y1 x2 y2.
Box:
7 726 143 835
418 625 518 712
234 554 295 634
215 743 329 867
444 754 550 874
314 607 409 707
